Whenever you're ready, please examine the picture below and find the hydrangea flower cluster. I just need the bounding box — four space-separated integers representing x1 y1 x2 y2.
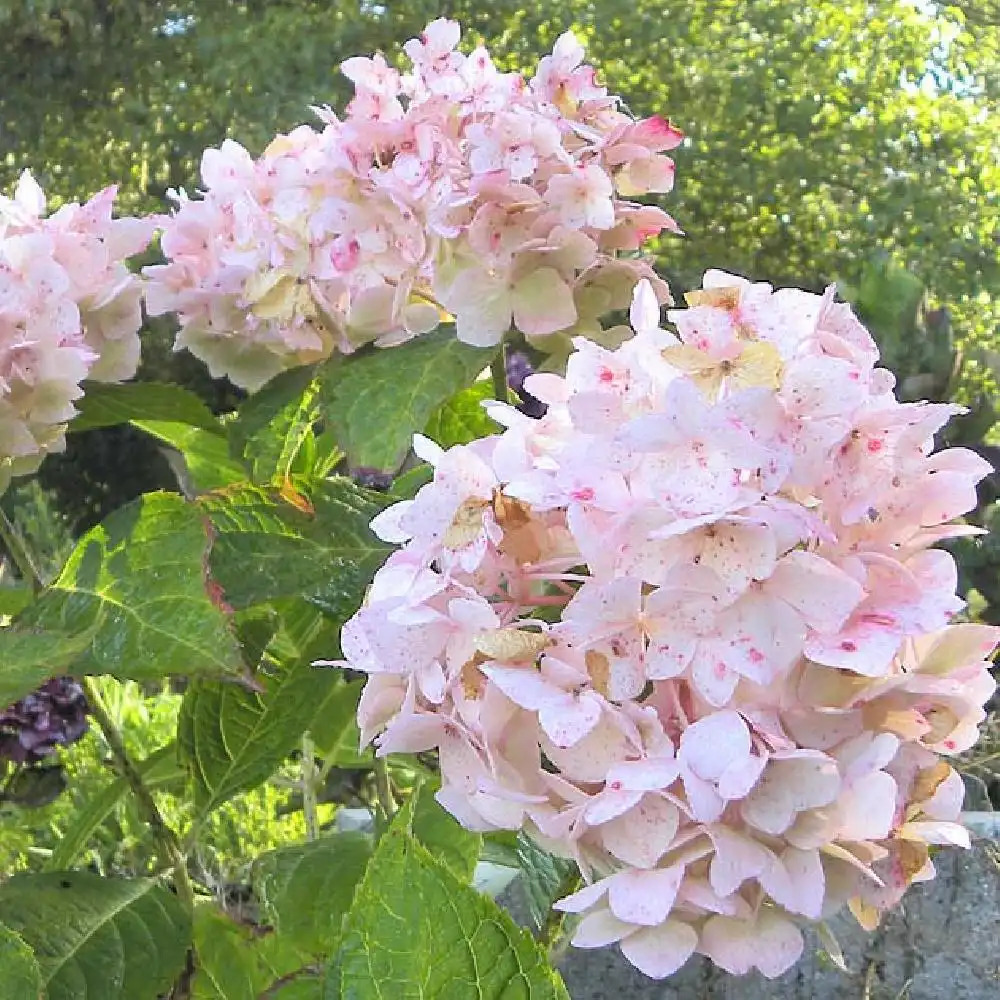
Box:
0 677 89 765
334 273 998 979
0 171 153 490
143 19 681 391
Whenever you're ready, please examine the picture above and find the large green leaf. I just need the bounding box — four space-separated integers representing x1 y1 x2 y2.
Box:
46 744 185 871
0 921 43 1000
228 366 325 484
0 493 244 706
318 327 497 473
198 478 390 615
410 782 481 883
331 801 569 1000
134 420 246 493
72 382 221 433
252 832 372 957
0 873 190 1000
191 904 321 1000
424 380 502 449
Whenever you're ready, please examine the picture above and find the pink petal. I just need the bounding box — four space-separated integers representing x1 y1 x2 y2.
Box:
620 919 698 978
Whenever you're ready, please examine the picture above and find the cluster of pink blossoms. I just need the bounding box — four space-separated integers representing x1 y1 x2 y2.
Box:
0 171 153 489
143 19 680 390
335 273 998 979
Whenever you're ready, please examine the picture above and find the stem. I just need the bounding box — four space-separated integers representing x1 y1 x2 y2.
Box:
301 732 319 841
83 677 195 911
373 757 396 825
490 344 509 403
0 508 43 591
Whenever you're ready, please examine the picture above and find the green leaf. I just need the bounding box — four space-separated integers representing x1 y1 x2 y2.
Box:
424 380 502 449
0 627 98 710
318 327 497 473
191 903 321 1000
390 464 433 500
253 832 372 957
0 582 34 618
0 493 244 705
0 921 43 1000
332 800 569 1000
0 872 190 1000
72 382 220 433
133 420 246 493
410 782 481 883
311 678 370 769
513 834 578 931
198 478 391 616
228 366 325 484
178 660 356 816
46 744 184 871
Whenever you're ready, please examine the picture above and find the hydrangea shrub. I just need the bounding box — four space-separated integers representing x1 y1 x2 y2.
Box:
0 18 994 1000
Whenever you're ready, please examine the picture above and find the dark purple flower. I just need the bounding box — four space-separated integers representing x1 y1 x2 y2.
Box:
0 677 90 765
505 351 547 419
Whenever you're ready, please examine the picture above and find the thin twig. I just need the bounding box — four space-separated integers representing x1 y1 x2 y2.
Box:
491 344 509 403
301 732 319 841
373 757 396 825
84 677 196 911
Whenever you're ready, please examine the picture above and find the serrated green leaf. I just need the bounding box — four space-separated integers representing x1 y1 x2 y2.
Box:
253 832 372 957
133 420 246 493
423 381 502 448
191 903 321 1000
0 920 43 1000
72 381 220 433
0 493 244 705
0 873 190 1000
198 478 391 618
318 327 497 473
46 744 184 871
514 834 578 931
410 782 481 883
332 800 569 1000
228 366 325 484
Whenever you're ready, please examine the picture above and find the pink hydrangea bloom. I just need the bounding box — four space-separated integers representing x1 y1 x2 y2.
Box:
144 20 681 390
331 273 998 980
0 171 154 489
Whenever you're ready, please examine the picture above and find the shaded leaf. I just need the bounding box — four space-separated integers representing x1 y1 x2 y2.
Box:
514 833 578 931
0 921 43 1000
318 327 497 473
178 662 330 815
252 831 372 957
410 782 481 883
311 678 370 770
72 382 220 433
0 872 190 1000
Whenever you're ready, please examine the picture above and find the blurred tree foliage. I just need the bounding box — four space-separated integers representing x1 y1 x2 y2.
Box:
0 1 997 513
